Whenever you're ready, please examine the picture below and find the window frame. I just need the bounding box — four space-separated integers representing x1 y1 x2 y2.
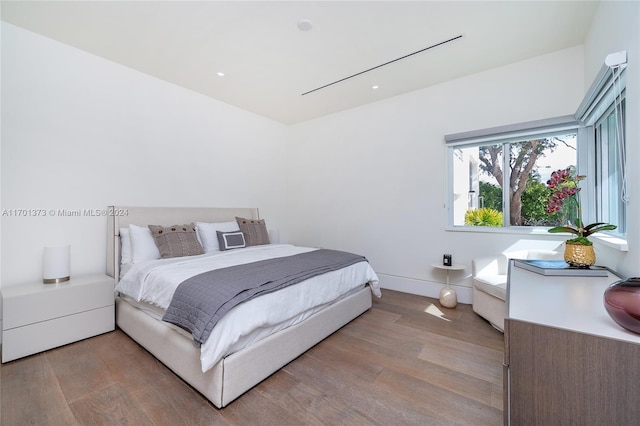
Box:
445 117 580 229
445 57 628 246
578 70 627 237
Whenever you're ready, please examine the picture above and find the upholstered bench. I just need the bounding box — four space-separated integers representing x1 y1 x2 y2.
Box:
472 250 562 332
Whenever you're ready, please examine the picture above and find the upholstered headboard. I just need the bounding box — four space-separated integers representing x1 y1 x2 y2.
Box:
106 206 260 280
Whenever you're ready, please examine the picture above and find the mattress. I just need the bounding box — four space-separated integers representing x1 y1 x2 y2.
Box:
115 244 380 372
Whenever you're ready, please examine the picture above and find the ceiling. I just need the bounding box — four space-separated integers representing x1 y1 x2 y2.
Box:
1 1 598 124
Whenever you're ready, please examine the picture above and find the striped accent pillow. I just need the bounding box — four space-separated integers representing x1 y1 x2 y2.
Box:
235 217 270 246
148 223 204 258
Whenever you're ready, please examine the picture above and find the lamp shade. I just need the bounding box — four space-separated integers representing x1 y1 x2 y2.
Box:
43 245 70 284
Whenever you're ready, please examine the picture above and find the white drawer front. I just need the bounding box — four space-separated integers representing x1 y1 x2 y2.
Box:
2 306 114 362
3 276 114 330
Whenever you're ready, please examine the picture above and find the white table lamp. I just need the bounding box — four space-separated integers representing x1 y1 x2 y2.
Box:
43 245 70 284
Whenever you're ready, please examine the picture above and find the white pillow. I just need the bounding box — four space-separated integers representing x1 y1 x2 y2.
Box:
119 227 132 265
129 224 161 263
196 221 240 252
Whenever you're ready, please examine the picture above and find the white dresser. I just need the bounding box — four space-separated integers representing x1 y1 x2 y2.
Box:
1 274 115 362
504 261 640 425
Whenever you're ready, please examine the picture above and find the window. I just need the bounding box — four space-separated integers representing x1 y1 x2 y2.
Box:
447 118 579 228
447 53 627 238
593 100 626 233
581 63 627 236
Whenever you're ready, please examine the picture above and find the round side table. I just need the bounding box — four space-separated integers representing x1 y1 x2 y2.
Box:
432 263 465 308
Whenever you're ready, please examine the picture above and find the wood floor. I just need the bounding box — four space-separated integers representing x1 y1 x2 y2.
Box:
0 290 504 425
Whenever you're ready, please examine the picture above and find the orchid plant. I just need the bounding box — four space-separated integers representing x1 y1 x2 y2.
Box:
545 166 616 245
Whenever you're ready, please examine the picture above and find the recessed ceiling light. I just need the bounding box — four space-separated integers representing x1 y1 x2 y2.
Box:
372 85 379 90
217 72 225 77
297 19 313 31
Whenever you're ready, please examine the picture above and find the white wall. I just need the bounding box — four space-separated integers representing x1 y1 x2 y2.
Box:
286 45 599 300
0 23 288 290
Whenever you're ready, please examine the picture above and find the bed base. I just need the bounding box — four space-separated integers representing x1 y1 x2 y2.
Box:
116 286 371 408
108 206 373 407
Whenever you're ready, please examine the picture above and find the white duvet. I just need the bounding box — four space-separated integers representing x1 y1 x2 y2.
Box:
115 244 380 372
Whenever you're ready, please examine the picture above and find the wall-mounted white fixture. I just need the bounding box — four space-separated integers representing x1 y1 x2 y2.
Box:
43 245 70 284
605 50 627 68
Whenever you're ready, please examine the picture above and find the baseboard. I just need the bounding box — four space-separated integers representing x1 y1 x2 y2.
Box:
378 273 473 304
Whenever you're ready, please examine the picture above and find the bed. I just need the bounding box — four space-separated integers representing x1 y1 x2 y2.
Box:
107 206 380 408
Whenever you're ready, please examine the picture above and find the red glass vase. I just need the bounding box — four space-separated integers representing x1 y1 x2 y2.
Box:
604 277 640 335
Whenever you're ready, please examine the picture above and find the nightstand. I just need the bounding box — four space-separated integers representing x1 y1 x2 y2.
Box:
1 274 115 362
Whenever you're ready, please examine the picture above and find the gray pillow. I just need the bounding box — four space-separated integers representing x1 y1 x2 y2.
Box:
148 223 204 258
217 230 246 251
236 217 270 246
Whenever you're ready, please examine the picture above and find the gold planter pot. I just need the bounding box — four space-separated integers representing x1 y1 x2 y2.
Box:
564 242 596 267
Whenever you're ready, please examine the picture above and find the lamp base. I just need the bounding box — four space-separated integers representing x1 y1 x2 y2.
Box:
439 286 458 308
43 276 70 284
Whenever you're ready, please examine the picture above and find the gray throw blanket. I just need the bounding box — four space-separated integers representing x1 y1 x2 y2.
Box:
162 249 367 347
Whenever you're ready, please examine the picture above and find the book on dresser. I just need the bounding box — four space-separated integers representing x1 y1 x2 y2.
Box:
513 259 609 277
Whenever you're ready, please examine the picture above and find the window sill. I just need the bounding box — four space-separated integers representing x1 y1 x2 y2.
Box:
446 226 629 252
446 225 558 236
592 234 628 252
